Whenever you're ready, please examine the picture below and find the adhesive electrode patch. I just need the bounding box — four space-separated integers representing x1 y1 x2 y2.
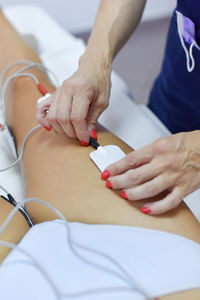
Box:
90 145 126 172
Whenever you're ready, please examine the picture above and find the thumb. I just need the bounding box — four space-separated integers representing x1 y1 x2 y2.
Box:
36 96 53 129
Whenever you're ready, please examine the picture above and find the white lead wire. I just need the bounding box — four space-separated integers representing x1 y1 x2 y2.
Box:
0 198 154 300
0 60 59 104
0 125 41 172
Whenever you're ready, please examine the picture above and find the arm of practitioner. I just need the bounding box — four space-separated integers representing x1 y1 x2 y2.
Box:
36 0 146 144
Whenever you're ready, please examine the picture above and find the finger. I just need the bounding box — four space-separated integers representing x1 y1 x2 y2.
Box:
105 145 155 177
123 174 174 201
36 99 52 129
46 93 65 134
56 94 76 138
70 96 91 143
141 187 182 215
107 162 162 190
87 98 107 132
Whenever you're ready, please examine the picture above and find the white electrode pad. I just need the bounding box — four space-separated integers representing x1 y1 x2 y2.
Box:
90 145 125 172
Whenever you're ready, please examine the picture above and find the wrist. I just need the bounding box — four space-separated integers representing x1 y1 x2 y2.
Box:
79 48 112 74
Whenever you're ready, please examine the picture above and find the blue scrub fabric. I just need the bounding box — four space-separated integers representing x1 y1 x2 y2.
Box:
148 1 200 133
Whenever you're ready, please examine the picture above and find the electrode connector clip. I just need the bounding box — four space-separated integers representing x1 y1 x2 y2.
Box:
89 137 100 149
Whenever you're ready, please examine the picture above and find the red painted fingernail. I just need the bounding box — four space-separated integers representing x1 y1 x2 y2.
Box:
141 206 151 214
81 141 88 146
91 129 97 140
101 170 110 180
106 180 112 189
154 298 160 300
121 191 128 200
43 126 51 132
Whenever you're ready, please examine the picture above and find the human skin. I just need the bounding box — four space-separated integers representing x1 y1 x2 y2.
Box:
0 197 29 263
36 0 146 142
105 130 200 214
0 11 199 300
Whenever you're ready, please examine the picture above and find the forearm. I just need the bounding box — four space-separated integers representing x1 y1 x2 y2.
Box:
80 0 146 68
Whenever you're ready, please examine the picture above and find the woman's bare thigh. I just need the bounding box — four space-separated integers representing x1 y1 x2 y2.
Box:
0 197 29 262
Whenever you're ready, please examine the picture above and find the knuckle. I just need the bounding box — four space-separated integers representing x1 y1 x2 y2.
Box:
85 85 94 95
160 155 177 170
95 98 107 109
159 158 173 170
128 172 139 184
153 137 169 154
62 79 70 90
125 153 135 167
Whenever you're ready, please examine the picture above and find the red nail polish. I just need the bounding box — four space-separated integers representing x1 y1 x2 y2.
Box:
106 180 112 189
121 191 128 200
91 129 97 140
154 298 160 300
101 170 110 180
141 206 151 214
43 126 51 132
81 141 88 146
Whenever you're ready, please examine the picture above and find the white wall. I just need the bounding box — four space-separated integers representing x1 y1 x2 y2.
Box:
142 0 176 22
1 0 176 33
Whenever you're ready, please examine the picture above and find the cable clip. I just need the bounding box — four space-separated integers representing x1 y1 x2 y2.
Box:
37 83 48 96
0 123 5 131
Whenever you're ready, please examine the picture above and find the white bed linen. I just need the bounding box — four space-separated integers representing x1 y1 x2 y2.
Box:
0 5 199 221
0 220 200 300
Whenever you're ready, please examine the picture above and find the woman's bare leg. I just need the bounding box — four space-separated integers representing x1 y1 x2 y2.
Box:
0 11 34 262
0 11 199 299
0 197 29 262
1 10 199 240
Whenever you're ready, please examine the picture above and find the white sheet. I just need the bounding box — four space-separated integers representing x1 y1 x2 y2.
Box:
1 220 200 300
0 5 199 221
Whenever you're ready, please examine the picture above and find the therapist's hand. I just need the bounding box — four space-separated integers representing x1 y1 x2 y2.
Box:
102 131 200 214
36 61 111 144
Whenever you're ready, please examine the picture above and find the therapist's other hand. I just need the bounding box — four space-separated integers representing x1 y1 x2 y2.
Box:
36 62 111 144
103 131 200 214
